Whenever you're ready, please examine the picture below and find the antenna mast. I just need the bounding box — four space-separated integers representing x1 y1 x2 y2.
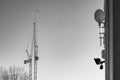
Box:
24 9 39 80
33 9 39 80
94 0 106 70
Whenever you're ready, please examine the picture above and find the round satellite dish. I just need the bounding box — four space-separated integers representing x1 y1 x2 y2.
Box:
94 9 105 23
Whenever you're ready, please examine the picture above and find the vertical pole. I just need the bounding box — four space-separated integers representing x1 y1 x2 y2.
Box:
33 9 39 80
104 0 109 80
109 0 113 80
33 22 37 80
105 0 113 80
29 59 32 80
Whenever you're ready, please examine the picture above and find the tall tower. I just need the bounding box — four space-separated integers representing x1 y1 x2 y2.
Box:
24 9 39 80
33 9 39 80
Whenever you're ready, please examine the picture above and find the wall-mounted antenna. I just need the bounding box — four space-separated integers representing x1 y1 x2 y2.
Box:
94 9 105 46
94 0 106 70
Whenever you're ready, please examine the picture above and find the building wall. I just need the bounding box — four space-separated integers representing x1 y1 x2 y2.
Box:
113 0 120 80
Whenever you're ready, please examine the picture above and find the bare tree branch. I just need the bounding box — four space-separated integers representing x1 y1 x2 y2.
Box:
0 66 29 80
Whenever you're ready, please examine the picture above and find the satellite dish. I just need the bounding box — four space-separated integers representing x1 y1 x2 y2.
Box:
94 9 105 23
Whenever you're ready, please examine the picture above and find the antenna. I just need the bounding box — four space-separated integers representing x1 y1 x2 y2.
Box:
34 9 39 24
94 9 105 46
24 9 39 80
34 9 39 80
94 1 106 70
94 9 105 26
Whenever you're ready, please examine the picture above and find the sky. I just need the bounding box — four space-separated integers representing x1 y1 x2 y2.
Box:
0 0 104 80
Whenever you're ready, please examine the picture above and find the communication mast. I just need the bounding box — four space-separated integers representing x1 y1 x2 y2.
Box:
33 9 39 80
94 0 106 70
24 9 39 80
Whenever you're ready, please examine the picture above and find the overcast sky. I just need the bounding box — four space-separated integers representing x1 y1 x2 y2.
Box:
0 0 104 80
